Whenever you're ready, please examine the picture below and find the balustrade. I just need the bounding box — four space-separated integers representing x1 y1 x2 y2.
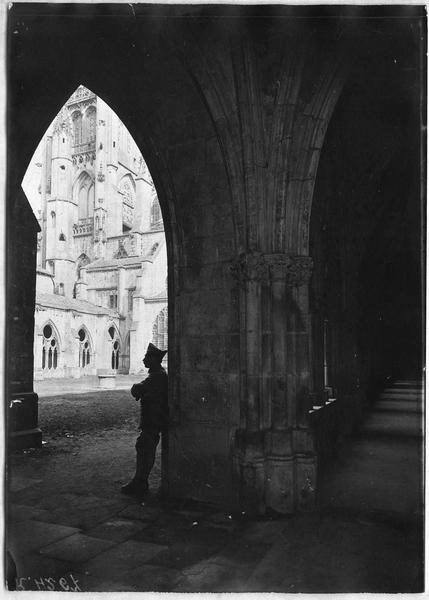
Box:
73 218 93 236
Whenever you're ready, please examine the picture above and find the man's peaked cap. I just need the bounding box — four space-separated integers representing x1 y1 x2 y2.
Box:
146 342 167 359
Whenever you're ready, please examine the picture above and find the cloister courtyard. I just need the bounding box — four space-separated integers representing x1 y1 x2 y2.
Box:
6 6 425 592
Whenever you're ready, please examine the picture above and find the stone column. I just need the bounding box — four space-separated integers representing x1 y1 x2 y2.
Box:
75 266 88 300
231 253 267 513
232 252 315 514
8 193 42 450
117 267 126 315
33 327 44 381
129 266 150 373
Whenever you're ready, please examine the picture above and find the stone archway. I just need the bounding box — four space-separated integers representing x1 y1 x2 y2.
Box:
7 8 344 512
8 5 423 513
308 19 423 471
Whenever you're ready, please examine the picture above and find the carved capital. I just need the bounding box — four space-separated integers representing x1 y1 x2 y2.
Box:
230 252 269 286
231 253 313 287
285 256 313 287
265 254 291 281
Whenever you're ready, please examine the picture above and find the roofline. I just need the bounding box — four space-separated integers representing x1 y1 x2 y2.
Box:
35 298 123 319
86 258 154 272
145 295 168 303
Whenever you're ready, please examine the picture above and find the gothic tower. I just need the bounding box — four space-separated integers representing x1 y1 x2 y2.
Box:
93 96 107 259
44 107 75 297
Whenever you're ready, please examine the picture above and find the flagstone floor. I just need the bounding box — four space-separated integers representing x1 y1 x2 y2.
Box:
6 380 424 592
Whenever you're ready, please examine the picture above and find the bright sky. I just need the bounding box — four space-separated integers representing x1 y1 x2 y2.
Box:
21 136 47 219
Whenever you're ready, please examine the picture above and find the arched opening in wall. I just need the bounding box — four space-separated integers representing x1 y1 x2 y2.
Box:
108 325 121 371
118 174 135 234
121 332 131 373
78 327 92 370
21 84 169 495
75 253 90 285
311 61 422 398
74 171 94 220
309 34 423 490
152 307 168 367
41 322 60 373
356 194 423 384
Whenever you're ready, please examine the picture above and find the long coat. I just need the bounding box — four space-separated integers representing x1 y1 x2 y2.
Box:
131 366 168 432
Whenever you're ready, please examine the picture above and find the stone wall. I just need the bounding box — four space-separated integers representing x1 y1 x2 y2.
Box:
7 5 424 511
33 304 122 379
7 190 42 448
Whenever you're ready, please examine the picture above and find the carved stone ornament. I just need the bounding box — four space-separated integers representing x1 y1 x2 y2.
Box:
230 252 269 286
137 156 149 179
52 107 72 136
114 241 128 259
231 253 313 287
66 85 95 106
285 256 313 287
266 254 291 281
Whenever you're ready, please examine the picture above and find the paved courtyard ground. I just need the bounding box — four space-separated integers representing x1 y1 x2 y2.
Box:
34 374 141 398
12 387 161 500
6 380 424 592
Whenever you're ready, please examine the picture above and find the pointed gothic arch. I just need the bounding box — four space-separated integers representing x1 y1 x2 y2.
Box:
76 253 90 279
72 110 83 147
83 104 97 144
40 320 61 371
9 8 425 528
19 78 177 505
152 307 168 351
77 325 93 369
73 170 95 219
150 193 162 230
107 323 121 371
38 318 62 347
118 173 136 231
121 331 131 373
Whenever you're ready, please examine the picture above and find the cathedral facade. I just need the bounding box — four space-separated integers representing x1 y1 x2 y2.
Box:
25 86 167 380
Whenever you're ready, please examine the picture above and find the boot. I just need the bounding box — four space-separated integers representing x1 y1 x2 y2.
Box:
121 478 148 498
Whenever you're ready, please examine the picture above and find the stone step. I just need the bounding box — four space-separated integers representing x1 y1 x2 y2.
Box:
385 395 423 400
374 401 422 414
378 398 423 405
381 395 423 401
382 387 424 394
388 390 423 394
360 415 423 439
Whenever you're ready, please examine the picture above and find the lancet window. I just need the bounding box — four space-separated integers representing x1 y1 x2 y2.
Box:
42 323 59 371
86 106 96 143
119 176 135 231
108 326 120 370
150 196 162 229
72 111 82 146
78 328 91 368
152 307 168 350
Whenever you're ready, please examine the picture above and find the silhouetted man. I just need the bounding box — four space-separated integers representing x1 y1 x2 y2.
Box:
121 343 168 500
